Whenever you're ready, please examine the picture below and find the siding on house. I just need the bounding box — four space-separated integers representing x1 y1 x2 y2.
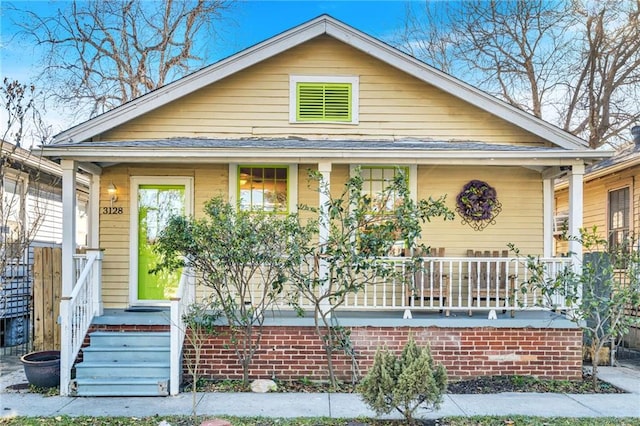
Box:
98 36 548 146
28 182 63 245
99 163 542 308
555 163 640 255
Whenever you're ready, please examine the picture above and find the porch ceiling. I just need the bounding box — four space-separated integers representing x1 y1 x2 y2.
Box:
41 138 610 169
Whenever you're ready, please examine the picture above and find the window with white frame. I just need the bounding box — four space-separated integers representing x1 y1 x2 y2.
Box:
360 166 409 214
608 186 630 250
290 76 359 124
238 166 289 213
354 165 415 256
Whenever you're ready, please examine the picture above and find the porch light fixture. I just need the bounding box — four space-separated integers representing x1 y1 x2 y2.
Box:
107 182 118 206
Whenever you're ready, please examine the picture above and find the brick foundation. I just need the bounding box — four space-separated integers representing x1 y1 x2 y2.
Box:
182 325 582 382
84 323 582 382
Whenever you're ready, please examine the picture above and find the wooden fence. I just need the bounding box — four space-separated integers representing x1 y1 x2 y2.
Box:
32 247 61 351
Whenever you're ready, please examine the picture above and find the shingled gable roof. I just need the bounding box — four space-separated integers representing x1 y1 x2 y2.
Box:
52 14 587 151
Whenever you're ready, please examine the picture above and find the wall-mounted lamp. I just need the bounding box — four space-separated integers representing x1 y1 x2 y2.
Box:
107 182 118 206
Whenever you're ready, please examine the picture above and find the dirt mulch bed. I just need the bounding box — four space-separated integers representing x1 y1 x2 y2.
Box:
446 374 624 394
193 373 625 394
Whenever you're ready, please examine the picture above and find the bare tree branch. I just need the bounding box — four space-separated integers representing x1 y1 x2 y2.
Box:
14 0 233 119
399 0 640 148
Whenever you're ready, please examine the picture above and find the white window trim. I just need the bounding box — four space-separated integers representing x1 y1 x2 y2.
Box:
129 176 194 306
289 75 359 124
229 164 298 214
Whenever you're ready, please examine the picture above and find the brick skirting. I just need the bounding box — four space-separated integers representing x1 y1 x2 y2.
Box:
182 325 583 382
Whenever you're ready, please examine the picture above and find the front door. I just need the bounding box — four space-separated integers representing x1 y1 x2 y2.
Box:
130 177 193 305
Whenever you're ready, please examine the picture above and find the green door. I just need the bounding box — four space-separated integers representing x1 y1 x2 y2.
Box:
137 184 185 301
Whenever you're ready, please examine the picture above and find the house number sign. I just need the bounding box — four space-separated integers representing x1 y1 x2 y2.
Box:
102 207 124 215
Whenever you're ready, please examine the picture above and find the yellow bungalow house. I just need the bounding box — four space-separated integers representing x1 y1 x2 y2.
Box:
42 16 610 396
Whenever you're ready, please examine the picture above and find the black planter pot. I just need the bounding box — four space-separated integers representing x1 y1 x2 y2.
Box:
20 350 61 388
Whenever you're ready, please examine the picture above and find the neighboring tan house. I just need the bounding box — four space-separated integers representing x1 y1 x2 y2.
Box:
1 140 89 349
555 125 640 352
42 16 610 397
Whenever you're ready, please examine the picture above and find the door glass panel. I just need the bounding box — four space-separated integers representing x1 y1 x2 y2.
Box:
137 184 184 300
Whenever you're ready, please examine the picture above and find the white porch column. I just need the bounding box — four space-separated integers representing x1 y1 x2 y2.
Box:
543 177 555 258
317 161 332 318
59 160 76 396
61 160 77 296
568 163 585 271
87 173 100 248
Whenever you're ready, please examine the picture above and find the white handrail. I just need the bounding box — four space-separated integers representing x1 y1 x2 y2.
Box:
60 249 103 396
170 267 195 396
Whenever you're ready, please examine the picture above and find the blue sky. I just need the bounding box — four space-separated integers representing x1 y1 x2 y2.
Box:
1 1 412 82
226 1 410 55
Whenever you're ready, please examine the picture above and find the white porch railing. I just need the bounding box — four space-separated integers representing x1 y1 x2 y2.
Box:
170 267 196 396
294 255 574 314
72 254 88 283
60 249 103 396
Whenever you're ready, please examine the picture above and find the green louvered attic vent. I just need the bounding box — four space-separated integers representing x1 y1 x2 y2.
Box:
296 82 352 122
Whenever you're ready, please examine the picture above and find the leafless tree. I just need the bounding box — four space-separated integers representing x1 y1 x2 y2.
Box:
399 0 640 149
14 0 233 119
562 1 640 148
1 79 48 299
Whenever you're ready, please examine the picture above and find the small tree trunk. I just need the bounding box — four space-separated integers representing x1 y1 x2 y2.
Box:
242 359 250 386
324 344 337 388
590 341 600 391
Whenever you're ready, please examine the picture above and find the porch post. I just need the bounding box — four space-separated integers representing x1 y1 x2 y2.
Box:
61 160 77 296
568 163 585 271
60 159 76 396
318 161 332 318
543 177 555 257
87 173 100 248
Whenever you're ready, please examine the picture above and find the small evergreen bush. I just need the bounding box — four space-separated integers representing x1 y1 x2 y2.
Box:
357 337 447 424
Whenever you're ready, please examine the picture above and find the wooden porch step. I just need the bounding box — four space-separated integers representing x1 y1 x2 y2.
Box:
72 377 169 396
75 361 170 378
87 331 170 347
73 330 171 397
82 345 170 363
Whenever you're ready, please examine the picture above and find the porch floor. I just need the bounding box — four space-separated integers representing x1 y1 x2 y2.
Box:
94 308 576 329
93 308 171 325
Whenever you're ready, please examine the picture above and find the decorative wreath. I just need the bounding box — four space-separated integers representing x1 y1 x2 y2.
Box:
455 180 502 231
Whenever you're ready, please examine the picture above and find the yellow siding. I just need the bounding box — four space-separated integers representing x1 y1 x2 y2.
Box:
99 36 547 145
100 163 543 308
555 164 640 256
418 166 543 256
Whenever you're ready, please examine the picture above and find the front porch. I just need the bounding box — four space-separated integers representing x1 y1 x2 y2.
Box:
62 250 582 396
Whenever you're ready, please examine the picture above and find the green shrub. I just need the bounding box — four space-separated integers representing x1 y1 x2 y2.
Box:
357 337 447 424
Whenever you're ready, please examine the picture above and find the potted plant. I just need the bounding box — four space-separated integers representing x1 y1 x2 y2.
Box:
20 350 60 388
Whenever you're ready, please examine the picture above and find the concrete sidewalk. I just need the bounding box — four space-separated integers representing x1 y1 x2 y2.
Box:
1 355 639 420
